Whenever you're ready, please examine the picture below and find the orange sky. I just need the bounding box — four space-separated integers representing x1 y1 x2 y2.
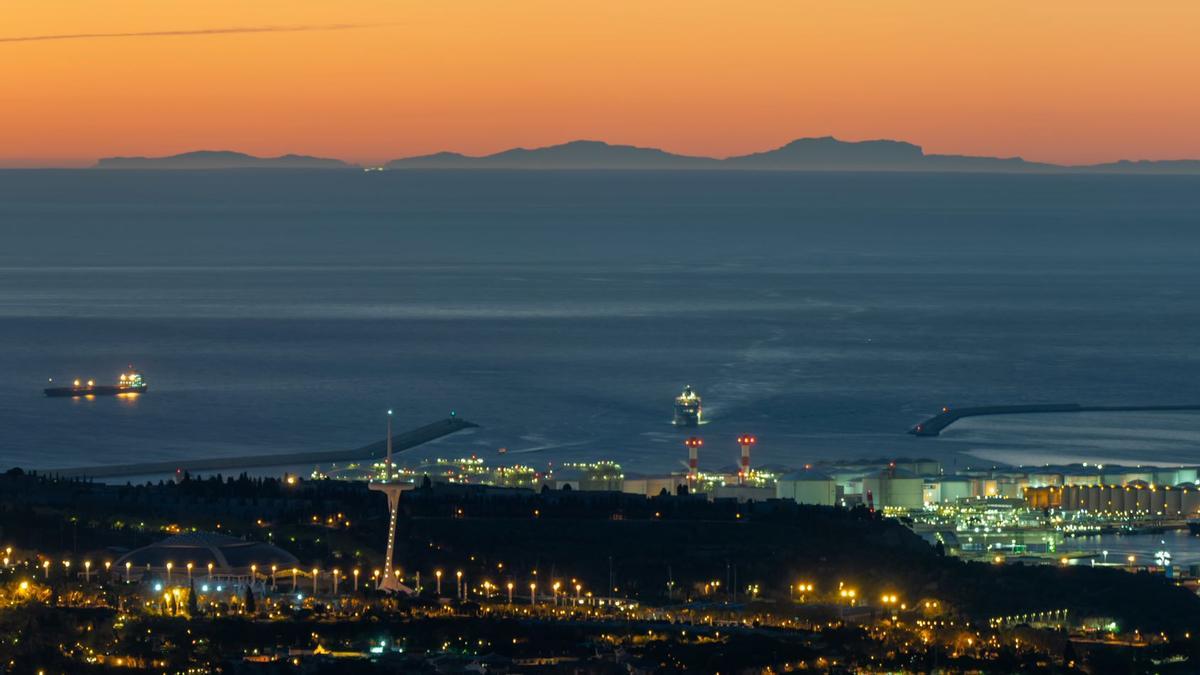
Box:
2 0 1199 166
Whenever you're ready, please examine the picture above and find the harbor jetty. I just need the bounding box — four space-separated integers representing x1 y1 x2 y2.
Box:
55 416 477 479
910 404 1200 437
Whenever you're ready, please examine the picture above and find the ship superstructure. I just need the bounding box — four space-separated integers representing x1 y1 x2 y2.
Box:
44 370 148 397
673 385 702 427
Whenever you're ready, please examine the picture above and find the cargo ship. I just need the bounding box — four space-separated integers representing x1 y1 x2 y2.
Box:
673 385 702 427
44 370 148 397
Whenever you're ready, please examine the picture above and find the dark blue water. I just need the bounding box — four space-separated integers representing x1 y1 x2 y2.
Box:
2 170 1200 474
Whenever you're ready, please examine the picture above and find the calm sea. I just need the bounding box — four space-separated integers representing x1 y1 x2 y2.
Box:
2 170 1200 475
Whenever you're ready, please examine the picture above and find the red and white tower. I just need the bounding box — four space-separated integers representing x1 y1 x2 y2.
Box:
684 437 703 487
736 434 756 485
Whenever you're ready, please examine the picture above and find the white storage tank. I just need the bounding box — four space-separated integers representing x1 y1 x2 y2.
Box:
862 468 925 510
776 469 838 506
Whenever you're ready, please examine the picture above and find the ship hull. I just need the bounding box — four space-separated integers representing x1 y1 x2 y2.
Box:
45 385 148 397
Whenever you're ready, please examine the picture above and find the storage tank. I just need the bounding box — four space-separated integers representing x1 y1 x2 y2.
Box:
1181 487 1200 516
1086 485 1102 512
1117 485 1132 512
1102 485 1116 513
939 477 973 502
1174 468 1199 484
1166 486 1184 515
1151 487 1167 515
1073 485 1089 510
861 468 924 509
1060 485 1078 511
776 469 837 506
1130 483 1151 513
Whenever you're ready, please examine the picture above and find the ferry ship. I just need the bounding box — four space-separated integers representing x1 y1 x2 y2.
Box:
673 385 702 427
44 370 148 397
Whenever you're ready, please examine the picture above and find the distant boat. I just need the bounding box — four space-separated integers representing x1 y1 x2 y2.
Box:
673 385 702 427
45 370 148 397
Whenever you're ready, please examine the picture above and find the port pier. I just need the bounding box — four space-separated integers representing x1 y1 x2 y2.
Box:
910 404 1200 437
54 417 477 479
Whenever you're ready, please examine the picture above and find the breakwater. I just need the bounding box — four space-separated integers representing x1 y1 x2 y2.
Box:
55 417 477 479
910 404 1200 437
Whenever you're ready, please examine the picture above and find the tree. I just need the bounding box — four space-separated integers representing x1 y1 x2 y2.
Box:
243 585 256 614
187 580 199 617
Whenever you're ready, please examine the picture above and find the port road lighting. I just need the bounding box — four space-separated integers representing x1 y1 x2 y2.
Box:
272 565 278 588
575 583 582 602
125 561 132 582
435 570 443 595
312 568 319 594
507 581 514 604
293 567 299 588
553 581 561 606
43 560 50 579
104 561 111 576
84 561 91 582
165 561 173 584
333 569 340 595
353 569 360 591
456 570 462 598
530 582 537 605
187 562 194 582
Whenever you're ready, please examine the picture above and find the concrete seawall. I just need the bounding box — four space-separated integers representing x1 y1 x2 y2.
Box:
55 417 478 479
910 404 1200 437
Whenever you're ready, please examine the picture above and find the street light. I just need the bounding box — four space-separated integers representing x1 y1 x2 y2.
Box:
575 583 582 602
353 568 360 592
43 560 50 580
312 568 319 595
165 562 173 585
293 567 299 589
84 561 92 583
552 581 561 606
333 569 340 595
507 581 514 604
272 564 278 588
435 570 443 595
456 570 463 599
187 562 194 583
530 582 537 605
125 561 132 583
208 562 214 581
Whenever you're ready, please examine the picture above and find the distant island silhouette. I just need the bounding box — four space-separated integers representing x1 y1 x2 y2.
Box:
93 138 1200 173
95 150 351 170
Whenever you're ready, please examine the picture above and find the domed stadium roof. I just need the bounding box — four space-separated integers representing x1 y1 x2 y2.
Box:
115 532 298 571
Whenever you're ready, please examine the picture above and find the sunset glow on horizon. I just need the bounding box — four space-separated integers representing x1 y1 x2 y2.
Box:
3 0 1199 166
